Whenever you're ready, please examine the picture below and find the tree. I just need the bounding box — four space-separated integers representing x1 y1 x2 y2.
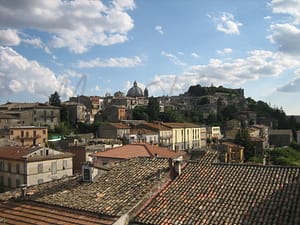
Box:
132 106 149 121
147 97 160 121
235 124 253 160
49 91 61 107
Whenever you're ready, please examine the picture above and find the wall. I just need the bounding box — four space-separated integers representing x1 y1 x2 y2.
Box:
26 157 73 186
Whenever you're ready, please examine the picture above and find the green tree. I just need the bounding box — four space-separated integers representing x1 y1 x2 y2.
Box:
132 106 149 121
235 124 253 160
147 97 160 121
49 91 61 107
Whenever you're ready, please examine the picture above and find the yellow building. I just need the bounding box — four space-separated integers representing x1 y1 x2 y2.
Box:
163 122 207 151
220 142 244 163
9 126 48 147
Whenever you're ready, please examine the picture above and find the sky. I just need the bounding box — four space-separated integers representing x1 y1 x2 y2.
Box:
0 0 300 115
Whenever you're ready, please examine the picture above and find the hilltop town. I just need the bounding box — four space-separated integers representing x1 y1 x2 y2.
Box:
0 82 300 225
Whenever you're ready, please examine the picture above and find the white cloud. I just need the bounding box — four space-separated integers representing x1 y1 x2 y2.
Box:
77 56 143 68
217 48 233 55
148 50 300 96
161 51 186 66
0 29 20 46
155 25 164 35
270 0 300 24
0 0 135 53
191 52 200 58
267 23 300 55
0 46 73 99
22 38 43 48
209 12 242 35
277 77 300 92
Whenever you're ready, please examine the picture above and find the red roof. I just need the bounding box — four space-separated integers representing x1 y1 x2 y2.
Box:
93 143 184 159
0 146 32 160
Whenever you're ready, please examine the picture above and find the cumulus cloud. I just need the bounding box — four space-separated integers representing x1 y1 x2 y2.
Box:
209 12 242 35
0 29 21 46
270 0 300 24
161 51 186 66
0 46 73 99
0 0 135 53
217 48 233 55
77 56 143 68
267 23 300 56
191 52 200 58
147 50 300 96
155 25 164 35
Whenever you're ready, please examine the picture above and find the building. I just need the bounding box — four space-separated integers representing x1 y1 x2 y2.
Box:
62 101 88 124
217 142 244 163
92 143 185 167
125 128 159 144
163 122 206 151
9 126 48 147
0 146 73 189
138 122 173 148
97 122 130 139
1 150 300 225
207 126 222 140
0 113 19 136
269 129 293 147
133 150 300 225
0 102 60 129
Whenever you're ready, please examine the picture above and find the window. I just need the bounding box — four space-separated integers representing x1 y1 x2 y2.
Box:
51 162 57 174
8 163 11 172
0 176 3 185
33 130 36 137
26 132 29 137
38 163 43 173
7 177 11 187
37 179 44 184
16 164 20 174
10 130 13 135
16 178 20 187
46 149 49 155
21 131 24 137
43 130 46 134
0 161 3 171
63 160 67 170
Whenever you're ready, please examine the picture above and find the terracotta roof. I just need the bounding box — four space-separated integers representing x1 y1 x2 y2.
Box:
139 122 171 131
93 143 185 159
27 157 170 217
134 150 300 225
0 146 32 160
109 123 130 129
0 200 116 225
129 128 156 135
0 146 73 161
163 122 201 128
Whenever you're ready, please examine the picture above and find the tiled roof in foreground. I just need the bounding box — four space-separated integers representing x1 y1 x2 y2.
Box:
28 157 170 217
0 200 116 225
134 151 300 225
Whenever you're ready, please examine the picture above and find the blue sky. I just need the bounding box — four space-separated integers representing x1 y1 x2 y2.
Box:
1 0 300 115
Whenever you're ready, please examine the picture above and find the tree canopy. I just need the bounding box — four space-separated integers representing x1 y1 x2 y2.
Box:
49 91 61 107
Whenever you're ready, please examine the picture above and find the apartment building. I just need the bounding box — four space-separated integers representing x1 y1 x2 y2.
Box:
0 146 73 189
9 126 48 147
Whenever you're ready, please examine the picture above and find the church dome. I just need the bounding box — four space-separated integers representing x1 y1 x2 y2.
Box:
127 81 144 97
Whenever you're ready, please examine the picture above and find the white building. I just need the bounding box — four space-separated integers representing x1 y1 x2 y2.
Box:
0 146 73 189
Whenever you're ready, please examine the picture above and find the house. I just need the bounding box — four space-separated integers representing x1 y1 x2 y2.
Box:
1 157 172 224
0 146 73 189
138 122 173 148
96 105 127 122
9 126 48 147
61 101 87 124
217 142 244 163
133 150 300 225
92 143 185 167
97 122 130 139
1 150 300 225
0 102 60 129
207 126 222 141
0 113 19 136
269 129 293 147
125 128 158 144
163 122 207 151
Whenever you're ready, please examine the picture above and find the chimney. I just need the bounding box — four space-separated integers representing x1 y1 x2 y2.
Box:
169 158 182 180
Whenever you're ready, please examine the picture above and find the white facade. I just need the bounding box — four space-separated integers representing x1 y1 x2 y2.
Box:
0 147 73 189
